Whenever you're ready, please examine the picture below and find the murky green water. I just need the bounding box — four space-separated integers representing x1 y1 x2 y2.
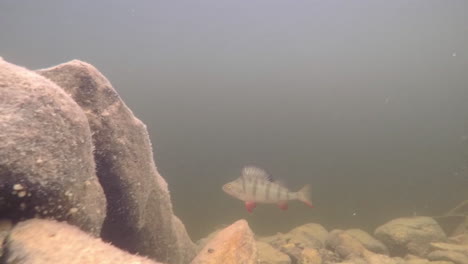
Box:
1 0 467 241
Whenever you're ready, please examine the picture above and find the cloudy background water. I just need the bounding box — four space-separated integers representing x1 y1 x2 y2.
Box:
1 0 468 240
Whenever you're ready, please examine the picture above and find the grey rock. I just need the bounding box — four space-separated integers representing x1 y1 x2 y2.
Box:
256 241 291 264
0 58 106 236
374 217 447 257
37 60 196 263
346 229 389 255
1 219 161 264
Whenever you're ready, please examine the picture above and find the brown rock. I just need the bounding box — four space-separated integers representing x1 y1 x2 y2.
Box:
374 217 447 257
0 219 13 256
1 219 161 264
427 250 468 264
256 241 291 264
191 219 257 264
37 60 195 263
0 58 106 236
326 229 367 259
302 248 322 264
259 222 328 252
346 229 389 255
327 230 397 264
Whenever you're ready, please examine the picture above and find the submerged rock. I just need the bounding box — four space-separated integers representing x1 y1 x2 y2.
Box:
327 230 399 264
427 250 468 264
425 242 468 264
191 219 257 264
326 229 368 259
0 219 13 257
374 217 447 257
1 219 160 264
256 241 291 264
301 247 322 264
0 58 106 236
345 229 389 255
260 223 328 251
37 60 196 263
258 223 328 263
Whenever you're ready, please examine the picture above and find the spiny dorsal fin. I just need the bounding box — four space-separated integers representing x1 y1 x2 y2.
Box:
241 166 274 182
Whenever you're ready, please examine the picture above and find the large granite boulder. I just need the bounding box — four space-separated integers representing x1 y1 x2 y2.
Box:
1 219 161 264
36 60 196 263
374 217 447 257
191 219 257 264
0 58 106 236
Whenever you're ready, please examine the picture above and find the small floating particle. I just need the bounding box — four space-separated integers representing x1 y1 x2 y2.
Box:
19 203 26 210
69 208 78 214
17 191 27 198
207 248 214 254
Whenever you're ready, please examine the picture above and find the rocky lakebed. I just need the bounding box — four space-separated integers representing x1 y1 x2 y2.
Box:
1 58 468 264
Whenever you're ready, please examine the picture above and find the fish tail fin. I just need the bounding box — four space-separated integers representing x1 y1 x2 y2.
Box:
297 184 314 208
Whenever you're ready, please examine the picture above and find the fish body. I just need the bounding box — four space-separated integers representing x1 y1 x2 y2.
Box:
222 166 313 212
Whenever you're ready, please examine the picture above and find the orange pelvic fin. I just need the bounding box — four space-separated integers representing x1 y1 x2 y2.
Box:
245 201 256 213
277 201 288 210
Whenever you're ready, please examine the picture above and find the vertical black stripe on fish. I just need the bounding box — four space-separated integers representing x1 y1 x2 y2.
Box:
241 176 246 193
252 177 258 197
265 181 271 200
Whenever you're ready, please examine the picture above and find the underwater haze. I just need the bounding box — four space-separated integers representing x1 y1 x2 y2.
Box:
1 0 468 240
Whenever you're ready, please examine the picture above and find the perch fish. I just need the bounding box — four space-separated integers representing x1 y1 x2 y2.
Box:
222 166 314 213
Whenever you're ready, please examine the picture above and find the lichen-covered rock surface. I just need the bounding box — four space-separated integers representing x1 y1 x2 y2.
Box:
37 60 196 263
0 58 106 236
191 219 257 264
1 219 161 264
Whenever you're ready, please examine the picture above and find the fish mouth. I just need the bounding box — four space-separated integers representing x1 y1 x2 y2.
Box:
222 184 233 195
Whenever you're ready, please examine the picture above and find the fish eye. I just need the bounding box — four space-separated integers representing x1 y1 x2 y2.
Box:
224 183 232 190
